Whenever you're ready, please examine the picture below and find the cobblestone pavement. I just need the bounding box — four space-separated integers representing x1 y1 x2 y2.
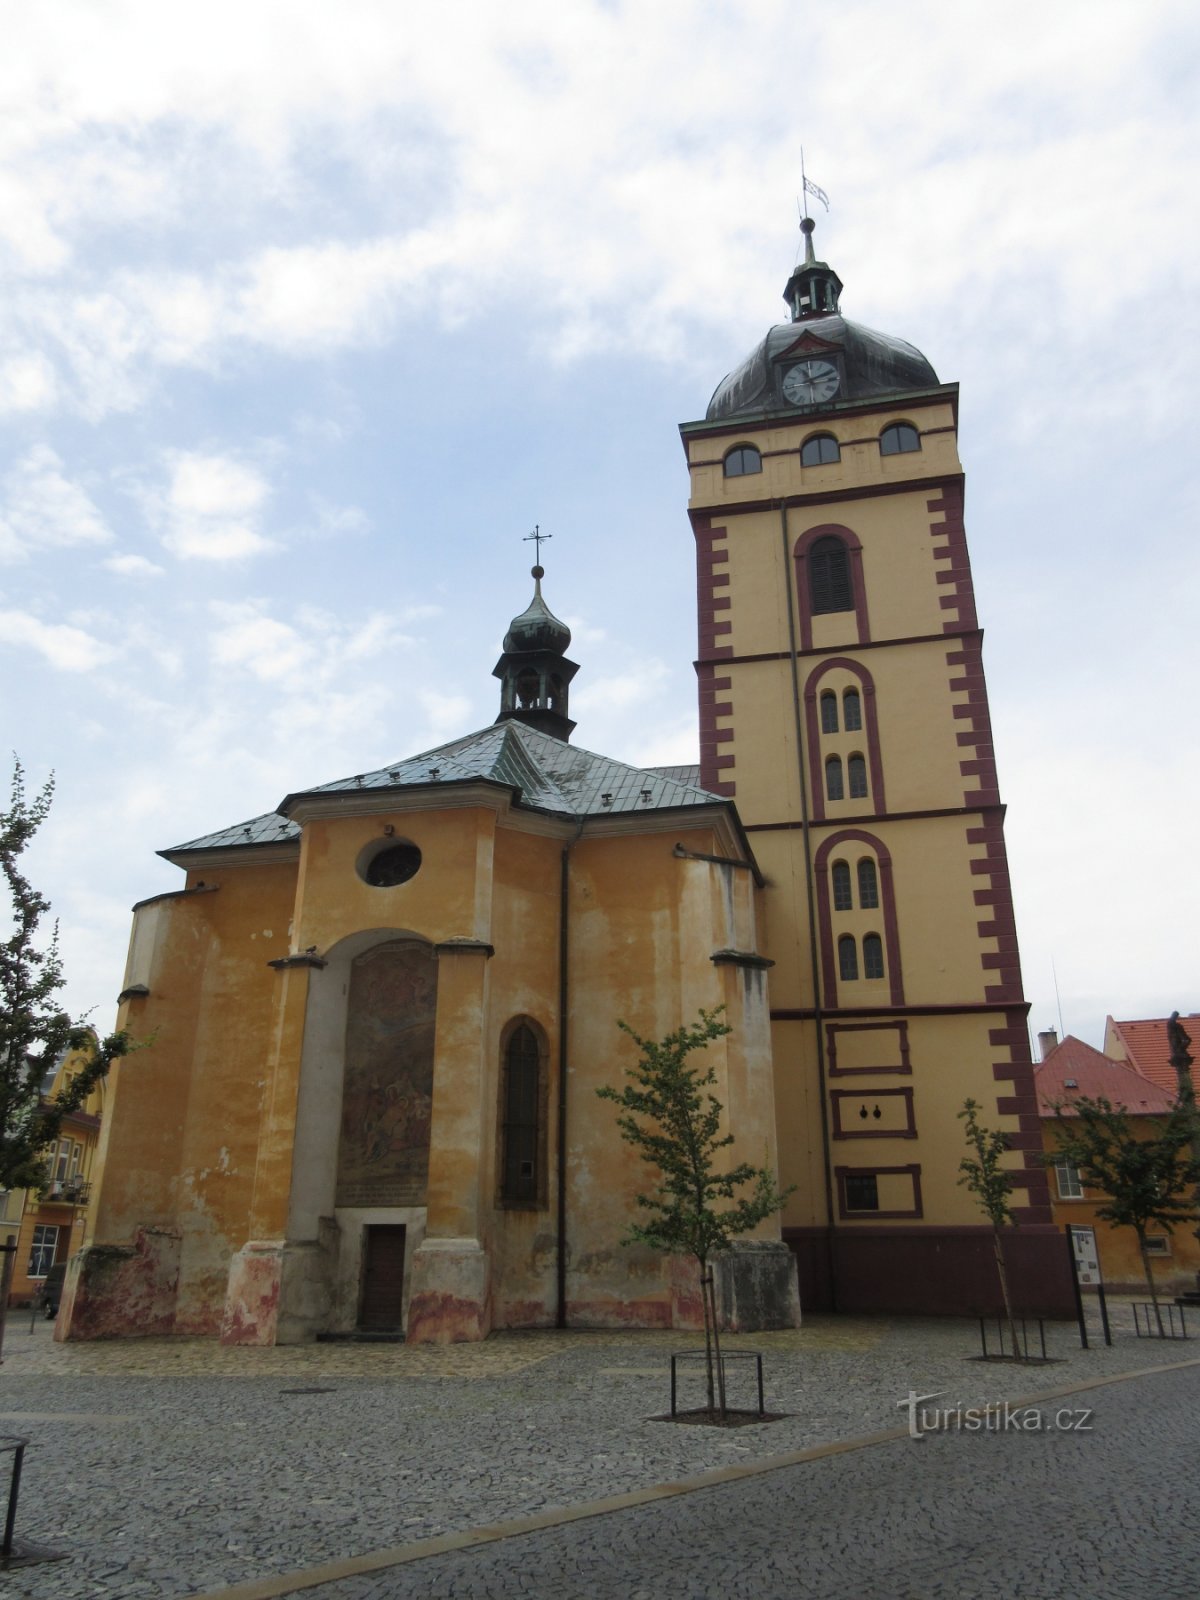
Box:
300 1363 1200 1600
0 1304 1195 1600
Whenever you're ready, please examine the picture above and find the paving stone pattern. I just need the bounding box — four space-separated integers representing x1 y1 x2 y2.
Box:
0 1306 1194 1600
307 1364 1200 1600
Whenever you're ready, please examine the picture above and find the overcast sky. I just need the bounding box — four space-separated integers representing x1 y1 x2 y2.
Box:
3 0 1197 1054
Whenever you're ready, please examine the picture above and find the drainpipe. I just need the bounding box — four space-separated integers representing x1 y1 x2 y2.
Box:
781 501 839 1308
555 830 579 1328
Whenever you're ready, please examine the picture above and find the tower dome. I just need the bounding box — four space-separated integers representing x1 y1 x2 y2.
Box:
493 565 579 742
706 216 939 422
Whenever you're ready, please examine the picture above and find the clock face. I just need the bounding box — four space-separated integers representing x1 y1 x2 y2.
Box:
783 359 840 406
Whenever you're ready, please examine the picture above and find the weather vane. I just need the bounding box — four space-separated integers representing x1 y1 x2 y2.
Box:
798 147 830 222
523 524 551 565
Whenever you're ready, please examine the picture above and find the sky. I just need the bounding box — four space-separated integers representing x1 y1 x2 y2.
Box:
2 0 1197 1055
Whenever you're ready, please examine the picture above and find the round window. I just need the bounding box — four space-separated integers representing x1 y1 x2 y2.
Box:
361 841 422 887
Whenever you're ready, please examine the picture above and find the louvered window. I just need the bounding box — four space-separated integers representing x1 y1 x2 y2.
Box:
832 861 852 911
838 936 859 982
826 756 844 801
809 536 853 614
843 689 862 730
502 1025 541 1205
857 859 879 909
863 934 885 980
820 691 839 733
848 754 868 799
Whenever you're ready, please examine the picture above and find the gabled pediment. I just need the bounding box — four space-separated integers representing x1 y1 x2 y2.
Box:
776 329 844 360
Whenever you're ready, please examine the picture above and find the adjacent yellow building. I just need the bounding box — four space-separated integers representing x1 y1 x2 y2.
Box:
3 1040 105 1308
61 217 1070 1343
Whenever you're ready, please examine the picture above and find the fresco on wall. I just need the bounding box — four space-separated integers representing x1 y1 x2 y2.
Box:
336 940 437 1207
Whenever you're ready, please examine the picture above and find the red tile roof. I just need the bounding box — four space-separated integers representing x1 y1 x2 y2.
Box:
1034 1035 1178 1117
1107 1015 1200 1097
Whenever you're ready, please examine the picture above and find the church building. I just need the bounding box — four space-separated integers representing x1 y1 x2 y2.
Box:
59 218 1070 1344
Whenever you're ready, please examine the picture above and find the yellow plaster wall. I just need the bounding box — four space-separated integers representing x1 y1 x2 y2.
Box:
292 807 497 951
686 402 960 510
88 865 295 1330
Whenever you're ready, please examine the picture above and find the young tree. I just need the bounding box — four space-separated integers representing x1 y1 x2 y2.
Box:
597 1008 791 1419
1049 1093 1200 1336
958 1097 1023 1360
1 761 134 1191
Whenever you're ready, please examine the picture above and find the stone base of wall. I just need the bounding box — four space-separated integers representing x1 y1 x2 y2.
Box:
220 1233 336 1346
406 1236 492 1343
714 1240 802 1331
784 1224 1075 1316
56 1227 182 1341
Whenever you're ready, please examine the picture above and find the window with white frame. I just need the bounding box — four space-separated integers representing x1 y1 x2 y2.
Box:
29 1223 59 1278
1054 1160 1084 1200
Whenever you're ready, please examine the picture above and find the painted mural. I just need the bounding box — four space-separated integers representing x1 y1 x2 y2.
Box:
336 940 437 1207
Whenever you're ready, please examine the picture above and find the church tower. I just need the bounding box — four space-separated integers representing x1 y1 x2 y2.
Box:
680 217 1068 1311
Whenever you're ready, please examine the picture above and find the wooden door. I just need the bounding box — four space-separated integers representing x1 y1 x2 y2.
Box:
360 1224 407 1330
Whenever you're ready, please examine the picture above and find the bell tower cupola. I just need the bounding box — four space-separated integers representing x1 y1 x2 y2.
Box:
782 215 843 321
493 563 579 742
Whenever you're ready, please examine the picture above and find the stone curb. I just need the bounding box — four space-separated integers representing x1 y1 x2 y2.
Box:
180 1353 1200 1600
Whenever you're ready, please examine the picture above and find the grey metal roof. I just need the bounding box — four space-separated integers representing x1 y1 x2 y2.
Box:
167 809 301 853
706 312 939 422
166 723 722 854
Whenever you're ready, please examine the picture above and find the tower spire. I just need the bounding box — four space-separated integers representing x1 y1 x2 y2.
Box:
783 211 842 322
493 541 578 742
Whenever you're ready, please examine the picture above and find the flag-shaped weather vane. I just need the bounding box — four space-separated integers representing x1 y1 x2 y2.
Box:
799 147 830 219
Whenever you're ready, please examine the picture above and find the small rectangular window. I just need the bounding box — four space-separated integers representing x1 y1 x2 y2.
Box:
843 1174 879 1212
1143 1235 1171 1257
29 1223 59 1278
1054 1161 1083 1200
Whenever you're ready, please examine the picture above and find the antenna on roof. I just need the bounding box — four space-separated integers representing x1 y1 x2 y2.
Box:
1052 955 1066 1039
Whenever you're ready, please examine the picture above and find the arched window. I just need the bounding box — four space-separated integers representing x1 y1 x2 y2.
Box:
857 858 879 909
880 423 920 456
838 935 859 982
848 754 868 799
724 445 762 478
820 691 839 733
501 1023 542 1206
809 536 853 615
826 756 844 801
801 433 840 467
842 688 862 731
831 860 852 911
863 934 885 980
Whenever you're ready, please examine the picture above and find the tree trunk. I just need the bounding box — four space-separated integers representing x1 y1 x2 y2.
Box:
698 1260 716 1418
993 1226 1022 1361
706 1270 727 1419
1138 1231 1165 1337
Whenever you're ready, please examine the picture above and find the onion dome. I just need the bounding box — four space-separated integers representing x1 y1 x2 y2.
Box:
706 216 939 421
494 565 579 743
502 565 572 655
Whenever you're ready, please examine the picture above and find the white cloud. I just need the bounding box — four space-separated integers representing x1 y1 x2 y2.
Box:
0 352 58 413
0 445 111 562
211 608 311 681
0 608 118 671
103 552 165 577
145 450 275 560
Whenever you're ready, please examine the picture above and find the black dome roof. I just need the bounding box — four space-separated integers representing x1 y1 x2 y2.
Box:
706 311 938 422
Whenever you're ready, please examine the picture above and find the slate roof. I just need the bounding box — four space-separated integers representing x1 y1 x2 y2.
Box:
1106 1015 1200 1097
1034 1035 1178 1117
165 722 721 856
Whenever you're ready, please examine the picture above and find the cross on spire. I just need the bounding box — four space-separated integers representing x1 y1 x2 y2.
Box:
523 524 551 565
